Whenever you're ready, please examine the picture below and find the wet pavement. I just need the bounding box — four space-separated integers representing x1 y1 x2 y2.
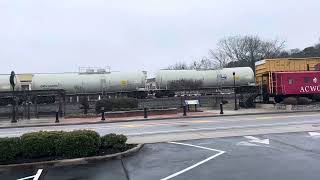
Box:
2 131 320 180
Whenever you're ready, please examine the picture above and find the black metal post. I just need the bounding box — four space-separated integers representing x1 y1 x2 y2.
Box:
220 102 224 114
101 107 105 121
35 96 39 119
27 102 30 120
59 97 63 118
183 105 187 116
11 102 17 123
195 104 197 112
10 71 17 123
233 72 238 110
55 109 59 123
23 101 26 120
144 108 148 118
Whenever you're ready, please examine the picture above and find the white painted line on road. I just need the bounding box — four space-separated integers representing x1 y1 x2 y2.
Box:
255 114 319 120
160 142 225 180
308 132 320 137
236 141 262 147
244 136 270 145
126 119 320 136
17 169 43 180
168 141 225 153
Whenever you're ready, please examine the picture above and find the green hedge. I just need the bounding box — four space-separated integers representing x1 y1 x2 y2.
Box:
0 130 129 164
57 130 101 158
95 98 138 113
101 133 127 151
0 137 21 162
21 131 66 158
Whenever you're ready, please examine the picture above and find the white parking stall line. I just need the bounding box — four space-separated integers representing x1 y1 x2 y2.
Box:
168 141 225 153
160 142 225 180
17 169 43 180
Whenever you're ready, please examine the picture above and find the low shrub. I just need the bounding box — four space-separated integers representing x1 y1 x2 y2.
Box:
297 97 312 105
79 96 90 114
95 98 138 113
0 130 130 164
312 94 320 101
283 97 298 105
101 133 127 151
57 130 101 158
0 137 21 162
21 131 66 158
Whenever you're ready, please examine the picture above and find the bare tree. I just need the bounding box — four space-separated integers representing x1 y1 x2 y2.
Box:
190 57 218 70
315 38 320 49
166 62 190 70
209 35 286 73
166 57 218 70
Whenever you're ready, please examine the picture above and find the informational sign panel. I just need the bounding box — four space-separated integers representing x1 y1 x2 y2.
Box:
185 100 199 105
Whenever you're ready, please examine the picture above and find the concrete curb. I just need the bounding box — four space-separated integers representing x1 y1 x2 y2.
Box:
1 110 320 129
0 144 143 172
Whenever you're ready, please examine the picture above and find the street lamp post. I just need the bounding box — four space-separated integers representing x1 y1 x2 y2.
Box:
233 72 238 110
10 71 17 123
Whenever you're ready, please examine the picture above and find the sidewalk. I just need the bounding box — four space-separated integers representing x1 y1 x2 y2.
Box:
0 108 319 129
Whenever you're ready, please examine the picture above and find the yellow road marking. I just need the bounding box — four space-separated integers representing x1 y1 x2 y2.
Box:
255 116 288 120
120 124 143 128
190 120 212 123
115 113 320 129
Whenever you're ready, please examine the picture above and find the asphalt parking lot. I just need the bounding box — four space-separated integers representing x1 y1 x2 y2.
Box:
2 131 320 180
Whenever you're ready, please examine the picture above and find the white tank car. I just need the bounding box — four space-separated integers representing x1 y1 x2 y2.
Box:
155 67 254 89
31 72 146 94
0 74 21 91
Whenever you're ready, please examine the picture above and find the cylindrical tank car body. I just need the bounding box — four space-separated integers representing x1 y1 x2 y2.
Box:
155 67 255 89
31 72 147 94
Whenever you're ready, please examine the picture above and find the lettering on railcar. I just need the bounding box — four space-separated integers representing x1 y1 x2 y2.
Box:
40 84 59 88
300 85 320 93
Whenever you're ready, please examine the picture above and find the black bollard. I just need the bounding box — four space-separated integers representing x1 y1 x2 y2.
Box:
183 105 187 116
101 107 105 121
27 102 30 120
55 110 59 123
12 105 17 123
220 103 224 114
144 108 148 118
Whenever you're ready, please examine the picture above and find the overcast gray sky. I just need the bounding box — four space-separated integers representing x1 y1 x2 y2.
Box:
1 0 320 76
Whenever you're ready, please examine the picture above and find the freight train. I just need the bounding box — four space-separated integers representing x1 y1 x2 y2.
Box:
0 67 255 105
2 57 320 106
